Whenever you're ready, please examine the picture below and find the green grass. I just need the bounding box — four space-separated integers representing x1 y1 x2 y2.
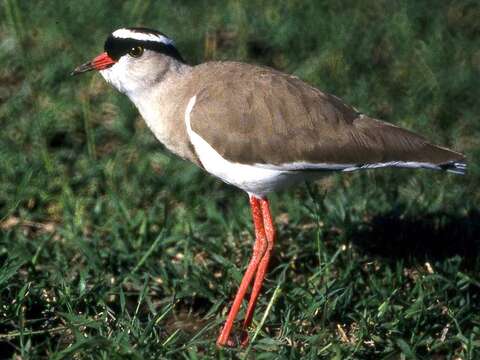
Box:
1 0 479 358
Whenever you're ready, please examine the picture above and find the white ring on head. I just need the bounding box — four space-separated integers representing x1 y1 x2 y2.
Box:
112 28 174 45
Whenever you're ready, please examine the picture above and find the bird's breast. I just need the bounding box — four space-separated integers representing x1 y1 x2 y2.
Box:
133 93 200 165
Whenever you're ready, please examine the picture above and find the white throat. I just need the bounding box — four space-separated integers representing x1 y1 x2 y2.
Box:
100 57 135 95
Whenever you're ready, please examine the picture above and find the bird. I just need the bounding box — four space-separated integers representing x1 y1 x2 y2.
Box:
72 27 466 347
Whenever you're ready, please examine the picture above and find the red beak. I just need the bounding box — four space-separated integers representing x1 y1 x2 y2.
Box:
71 52 116 76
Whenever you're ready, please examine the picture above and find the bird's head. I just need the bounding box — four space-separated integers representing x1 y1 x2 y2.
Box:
72 27 185 96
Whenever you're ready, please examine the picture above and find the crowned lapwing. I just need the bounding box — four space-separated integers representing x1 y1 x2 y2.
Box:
72 27 466 347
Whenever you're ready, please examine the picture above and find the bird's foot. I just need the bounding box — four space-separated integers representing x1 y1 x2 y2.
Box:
216 327 250 348
240 330 250 348
216 337 237 348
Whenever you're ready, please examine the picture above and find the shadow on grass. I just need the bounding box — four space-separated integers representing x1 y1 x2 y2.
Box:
351 210 480 268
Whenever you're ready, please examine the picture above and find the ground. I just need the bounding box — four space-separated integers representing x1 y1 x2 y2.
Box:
1 1 479 359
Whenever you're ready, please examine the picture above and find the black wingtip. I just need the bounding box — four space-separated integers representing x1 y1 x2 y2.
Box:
440 161 467 175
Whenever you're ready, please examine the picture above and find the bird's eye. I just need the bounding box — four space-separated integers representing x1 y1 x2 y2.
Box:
129 46 144 58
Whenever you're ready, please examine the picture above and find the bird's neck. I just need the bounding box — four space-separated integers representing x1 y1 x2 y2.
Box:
126 62 199 162
128 61 192 106
128 61 192 128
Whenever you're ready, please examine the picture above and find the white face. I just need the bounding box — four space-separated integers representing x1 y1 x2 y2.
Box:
99 28 181 98
100 53 153 96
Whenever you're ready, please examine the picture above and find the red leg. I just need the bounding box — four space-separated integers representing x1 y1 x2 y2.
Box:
241 198 276 345
217 196 268 347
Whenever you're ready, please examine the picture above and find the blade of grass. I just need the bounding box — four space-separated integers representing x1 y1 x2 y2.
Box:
129 229 166 276
242 283 282 358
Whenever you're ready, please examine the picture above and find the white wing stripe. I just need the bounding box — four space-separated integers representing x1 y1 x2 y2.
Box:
253 161 442 172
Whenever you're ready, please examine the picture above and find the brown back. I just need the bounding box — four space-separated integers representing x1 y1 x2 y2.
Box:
187 61 464 167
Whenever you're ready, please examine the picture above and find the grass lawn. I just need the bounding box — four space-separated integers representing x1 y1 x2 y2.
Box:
1 0 479 358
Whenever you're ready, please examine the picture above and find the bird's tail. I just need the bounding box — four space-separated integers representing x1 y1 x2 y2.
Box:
439 160 467 175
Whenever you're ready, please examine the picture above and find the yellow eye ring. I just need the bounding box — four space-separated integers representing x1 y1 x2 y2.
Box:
129 46 144 58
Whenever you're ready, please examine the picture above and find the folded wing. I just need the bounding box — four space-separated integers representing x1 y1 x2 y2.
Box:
188 62 465 174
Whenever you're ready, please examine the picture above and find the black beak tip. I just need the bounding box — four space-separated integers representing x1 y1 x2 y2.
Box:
71 62 94 76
